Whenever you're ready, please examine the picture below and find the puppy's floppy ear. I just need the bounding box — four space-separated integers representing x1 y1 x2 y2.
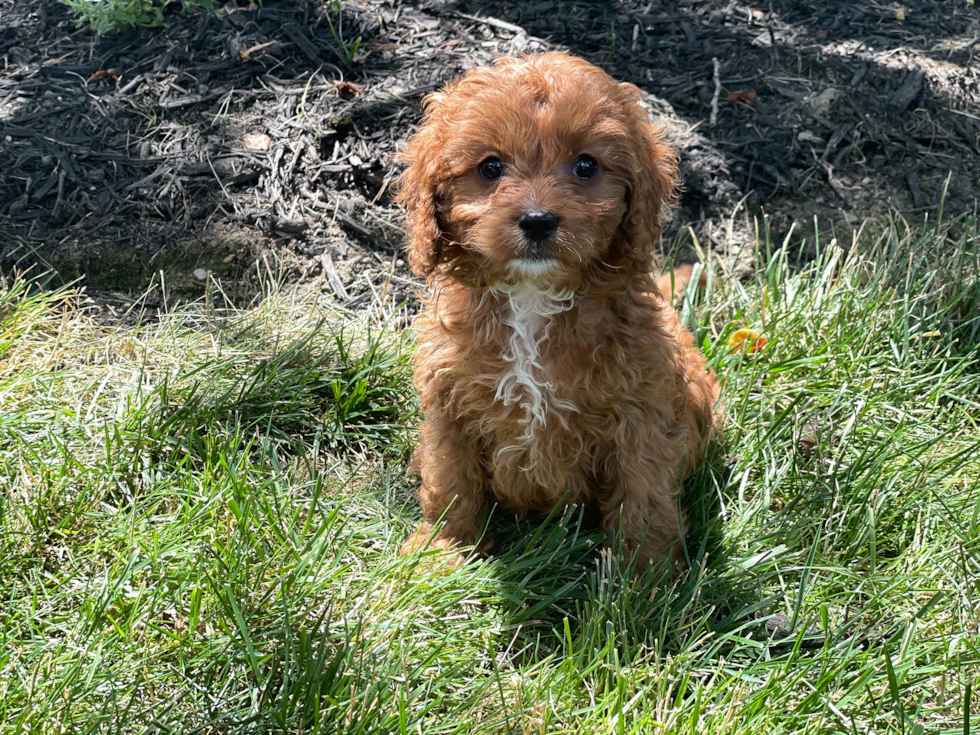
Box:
395 95 448 278
619 84 680 268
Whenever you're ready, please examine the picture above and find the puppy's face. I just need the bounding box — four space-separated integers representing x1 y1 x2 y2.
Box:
397 54 678 284
439 87 631 282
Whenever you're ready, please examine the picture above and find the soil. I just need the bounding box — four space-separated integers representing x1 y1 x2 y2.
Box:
1 0 978 314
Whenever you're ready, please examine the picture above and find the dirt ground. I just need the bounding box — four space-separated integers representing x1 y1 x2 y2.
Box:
1 0 978 315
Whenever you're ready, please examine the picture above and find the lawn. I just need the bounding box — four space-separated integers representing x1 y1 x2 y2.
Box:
1 214 978 733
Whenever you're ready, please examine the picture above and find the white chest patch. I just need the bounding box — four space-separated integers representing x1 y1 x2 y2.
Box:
489 282 578 458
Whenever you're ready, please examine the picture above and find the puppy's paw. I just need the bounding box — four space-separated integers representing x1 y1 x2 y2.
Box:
604 534 687 580
635 541 688 581
400 523 492 568
400 522 446 553
400 523 466 568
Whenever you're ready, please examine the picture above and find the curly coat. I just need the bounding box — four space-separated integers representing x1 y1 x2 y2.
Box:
396 53 719 572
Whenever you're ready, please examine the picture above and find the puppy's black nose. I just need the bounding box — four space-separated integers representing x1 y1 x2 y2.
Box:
517 208 559 243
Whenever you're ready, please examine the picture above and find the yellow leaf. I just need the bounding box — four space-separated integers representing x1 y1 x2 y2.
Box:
728 328 767 354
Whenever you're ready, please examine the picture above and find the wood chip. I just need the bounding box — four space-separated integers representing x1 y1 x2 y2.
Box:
282 24 322 63
820 125 850 164
273 218 307 234
456 13 526 34
710 57 721 127
905 166 924 208
321 252 349 301
243 133 271 151
890 68 925 112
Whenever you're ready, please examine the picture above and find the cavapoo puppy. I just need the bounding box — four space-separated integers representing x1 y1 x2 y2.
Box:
396 52 719 573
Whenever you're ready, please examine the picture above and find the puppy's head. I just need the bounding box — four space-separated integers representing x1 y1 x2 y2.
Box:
396 53 678 285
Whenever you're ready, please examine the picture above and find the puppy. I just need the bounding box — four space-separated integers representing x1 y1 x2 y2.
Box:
396 53 719 573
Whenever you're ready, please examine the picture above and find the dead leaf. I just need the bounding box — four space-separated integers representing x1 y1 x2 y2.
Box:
796 420 839 459
87 68 121 82
727 89 757 104
797 422 819 458
239 40 275 61
160 608 188 632
243 133 271 151
896 6 906 20
333 80 363 99
727 328 767 354
815 29 829 41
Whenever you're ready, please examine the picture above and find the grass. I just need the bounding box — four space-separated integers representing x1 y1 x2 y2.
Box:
62 0 216 35
1 213 979 734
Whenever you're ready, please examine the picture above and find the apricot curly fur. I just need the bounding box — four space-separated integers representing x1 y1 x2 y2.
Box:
395 53 720 573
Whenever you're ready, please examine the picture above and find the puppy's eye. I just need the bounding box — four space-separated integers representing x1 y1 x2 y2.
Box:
573 154 599 180
478 157 503 180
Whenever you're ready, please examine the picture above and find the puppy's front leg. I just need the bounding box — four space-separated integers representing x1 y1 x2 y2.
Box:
401 411 489 564
600 459 687 575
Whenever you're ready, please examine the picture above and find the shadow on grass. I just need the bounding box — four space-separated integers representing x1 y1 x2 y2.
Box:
467 440 774 666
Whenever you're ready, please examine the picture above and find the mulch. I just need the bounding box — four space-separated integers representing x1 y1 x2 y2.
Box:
1 0 978 313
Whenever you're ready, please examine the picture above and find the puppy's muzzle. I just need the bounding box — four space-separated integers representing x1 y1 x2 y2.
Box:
517 208 559 256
